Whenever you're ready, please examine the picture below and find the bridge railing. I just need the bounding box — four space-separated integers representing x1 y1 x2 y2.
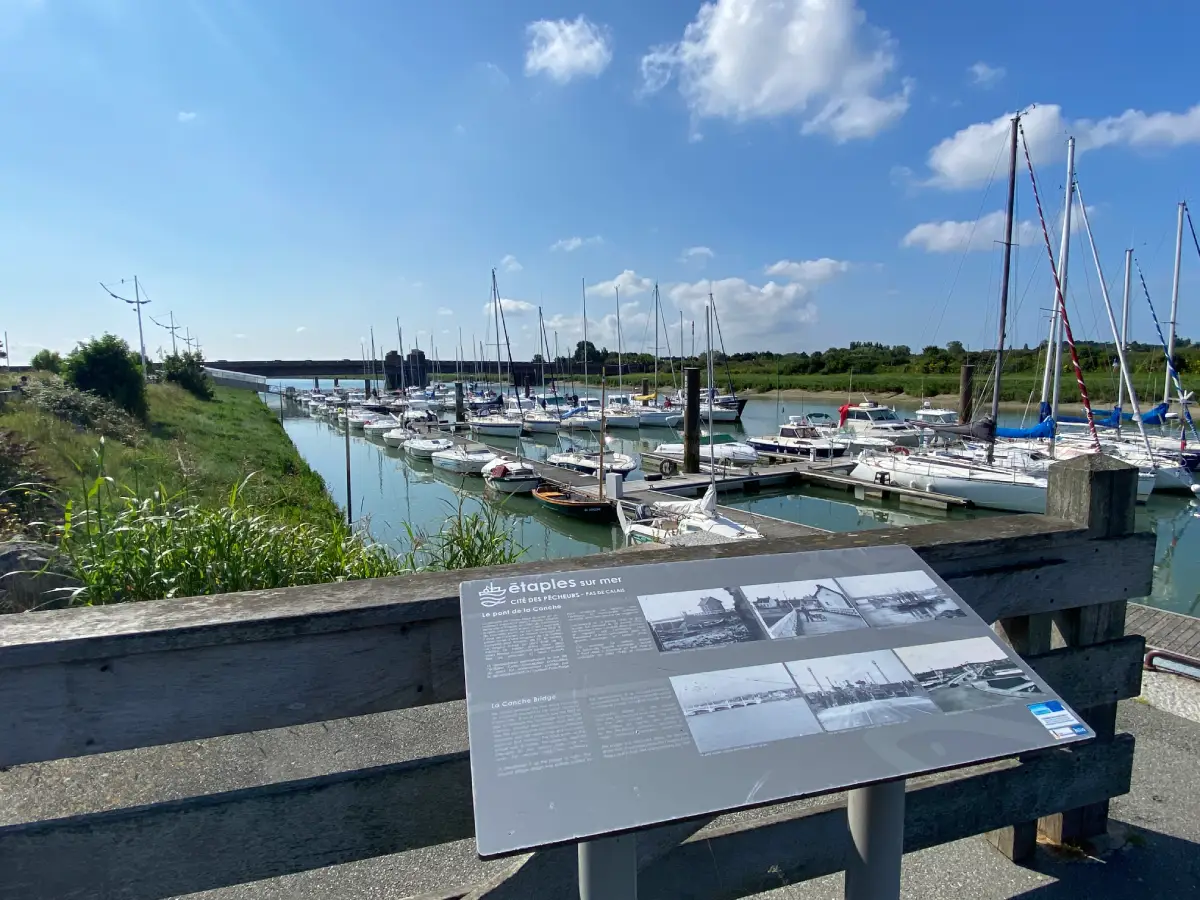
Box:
0 455 1152 899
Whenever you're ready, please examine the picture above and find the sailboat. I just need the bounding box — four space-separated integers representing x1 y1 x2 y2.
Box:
523 307 562 434
469 270 524 438
636 284 685 427
617 308 762 545
533 377 619 522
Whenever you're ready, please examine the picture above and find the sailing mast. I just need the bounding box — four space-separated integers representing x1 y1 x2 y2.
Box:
615 286 623 392
492 270 503 394
537 306 548 398
1048 138 1074 446
1117 249 1133 433
706 304 716 494
986 114 1019 466
396 320 405 393
709 293 736 397
1165 202 1186 404
1075 182 1158 462
582 277 589 399
598 377 607 501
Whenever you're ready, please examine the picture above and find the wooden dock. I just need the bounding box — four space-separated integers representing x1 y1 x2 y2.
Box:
1128 603 1200 660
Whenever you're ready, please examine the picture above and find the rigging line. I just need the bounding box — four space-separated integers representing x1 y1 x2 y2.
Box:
1187 203 1200 263
1019 122 1100 448
924 138 1008 346
1134 256 1200 444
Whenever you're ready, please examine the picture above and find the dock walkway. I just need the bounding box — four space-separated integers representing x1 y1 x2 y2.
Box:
1128 603 1200 660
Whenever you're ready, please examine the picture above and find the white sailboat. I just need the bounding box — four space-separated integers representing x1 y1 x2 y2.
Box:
617 485 761 545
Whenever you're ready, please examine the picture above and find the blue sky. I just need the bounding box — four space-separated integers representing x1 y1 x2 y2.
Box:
2 0 1199 366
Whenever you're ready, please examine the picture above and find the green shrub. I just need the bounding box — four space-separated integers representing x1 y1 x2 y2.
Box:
161 351 214 400
21 380 144 443
63 334 148 419
30 349 62 374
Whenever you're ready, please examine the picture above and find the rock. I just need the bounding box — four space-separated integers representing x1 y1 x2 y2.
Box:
0 540 81 614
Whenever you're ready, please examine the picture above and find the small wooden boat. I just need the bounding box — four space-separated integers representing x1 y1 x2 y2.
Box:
532 485 616 522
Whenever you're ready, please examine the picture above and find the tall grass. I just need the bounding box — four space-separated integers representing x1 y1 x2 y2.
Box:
45 445 523 606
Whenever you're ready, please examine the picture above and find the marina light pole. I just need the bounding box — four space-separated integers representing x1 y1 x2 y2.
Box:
100 276 150 380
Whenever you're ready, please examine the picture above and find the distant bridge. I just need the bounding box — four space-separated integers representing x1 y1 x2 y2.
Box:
208 352 653 389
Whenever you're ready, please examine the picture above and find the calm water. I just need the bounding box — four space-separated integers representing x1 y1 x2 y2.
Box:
273 383 1200 617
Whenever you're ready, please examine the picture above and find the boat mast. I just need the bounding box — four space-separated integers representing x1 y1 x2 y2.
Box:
537 306 547 397
582 277 589 398
986 114 1020 466
396 320 405 393
495 274 523 412
615 286 623 392
1048 138 1074 444
707 303 716 495
710 293 736 396
492 270 502 394
653 283 659 398
1117 249 1133 433
1165 202 1186 404
1075 182 1158 461
598 377 606 501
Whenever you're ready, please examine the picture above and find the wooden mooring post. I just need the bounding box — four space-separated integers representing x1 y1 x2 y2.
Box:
958 363 975 424
683 367 700 474
0 458 1151 900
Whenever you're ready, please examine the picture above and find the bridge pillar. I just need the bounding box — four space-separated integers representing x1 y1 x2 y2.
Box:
314 377 319 391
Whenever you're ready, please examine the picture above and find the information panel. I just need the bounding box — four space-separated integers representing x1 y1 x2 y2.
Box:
460 546 1092 858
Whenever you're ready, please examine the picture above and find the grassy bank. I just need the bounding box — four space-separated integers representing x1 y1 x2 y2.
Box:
2 375 338 525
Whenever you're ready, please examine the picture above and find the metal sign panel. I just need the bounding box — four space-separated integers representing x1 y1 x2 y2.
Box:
460 546 1092 858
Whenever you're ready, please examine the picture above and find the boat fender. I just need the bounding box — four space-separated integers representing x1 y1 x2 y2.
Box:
660 459 679 477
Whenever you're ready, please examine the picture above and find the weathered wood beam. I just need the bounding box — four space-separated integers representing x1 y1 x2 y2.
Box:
2 734 1133 900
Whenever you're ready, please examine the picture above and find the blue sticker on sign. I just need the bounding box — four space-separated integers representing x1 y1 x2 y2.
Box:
1070 724 1089 736
1028 700 1080 730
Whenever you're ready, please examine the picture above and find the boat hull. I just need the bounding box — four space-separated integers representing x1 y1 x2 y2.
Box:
636 410 683 427
486 475 542 494
470 423 523 438
850 458 1047 513
523 419 560 434
533 489 616 522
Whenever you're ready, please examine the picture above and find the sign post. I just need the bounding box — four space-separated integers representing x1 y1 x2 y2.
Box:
459 547 1093 898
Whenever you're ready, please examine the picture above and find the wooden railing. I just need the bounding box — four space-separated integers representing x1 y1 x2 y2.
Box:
0 455 1153 900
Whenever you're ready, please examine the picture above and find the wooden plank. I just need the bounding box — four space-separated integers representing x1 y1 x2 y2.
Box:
0 752 475 900
0 731 1135 900
637 735 1135 900
1126 602 1200 657
0 520 1151 666
0 602 1150 770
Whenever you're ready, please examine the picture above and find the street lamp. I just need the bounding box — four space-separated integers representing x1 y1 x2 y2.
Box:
100 277 149 381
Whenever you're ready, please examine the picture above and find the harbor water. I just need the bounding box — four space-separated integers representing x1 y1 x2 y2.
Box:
273 385 1200 618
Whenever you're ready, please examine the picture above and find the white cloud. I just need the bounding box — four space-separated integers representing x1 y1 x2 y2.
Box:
550 235 603 252
177 111 197 123
925 102 1200 189
499 254 522 272
666 277 819 345
482 298 535 317
764 257 850 283
524 15 612 84
437 307 454 316
480 61 509 87
295 325 307 333
640 0 910 142
234 333 246 339
681 246 714 261
968 62 1004 88
586 269 654 297
899 208 1090 253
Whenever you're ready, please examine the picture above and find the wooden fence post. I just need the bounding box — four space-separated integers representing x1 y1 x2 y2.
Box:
987 453 1138 861
1040 453 1137 845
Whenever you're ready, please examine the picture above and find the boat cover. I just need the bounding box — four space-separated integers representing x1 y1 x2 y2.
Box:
996 418 1056 439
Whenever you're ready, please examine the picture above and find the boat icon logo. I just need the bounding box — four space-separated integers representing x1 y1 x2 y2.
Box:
478 583 509 606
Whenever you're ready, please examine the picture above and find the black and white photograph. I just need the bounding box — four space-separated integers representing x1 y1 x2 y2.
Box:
834 570 966 628
637 588 766 653
785 649 940 732
893 637 1046 712
669 663 823 754
741 578 870 638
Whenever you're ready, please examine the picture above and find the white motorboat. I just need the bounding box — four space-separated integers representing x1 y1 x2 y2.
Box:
546 450 641 478
383 427 418 448
346 410 374 431
914 402 959 426
363 416 402 438
616 485 761 546
747 420 846 460
850 451 1049 513
404 437 455 460
523 408 561 434
653 433 759 466
482 456 542 493
839 401 923 447
469 415 524 438
432 443 495 475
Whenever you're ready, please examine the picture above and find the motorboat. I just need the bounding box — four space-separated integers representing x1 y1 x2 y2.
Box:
482 456 542 494
523 407 561 434
616 485 761 546
850 451 1048 513
838 401 923 447
383 427 419 448
914 402 959 426
432 443 495 475
653 433 758 466
747 419 846 460
546 450 641 479
468 414 524 438
403 437 455 460
346 410 374 431
363 416 402 438
532 485 616 522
